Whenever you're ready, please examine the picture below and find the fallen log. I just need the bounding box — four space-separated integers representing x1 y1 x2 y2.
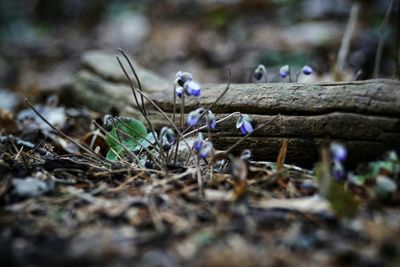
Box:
151 79 400 166
68 52 399 165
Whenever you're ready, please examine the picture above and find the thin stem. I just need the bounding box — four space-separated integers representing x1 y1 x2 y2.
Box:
25 99 112 166
94 120 162 168
115 128 163 168
110 117 138 163
118 48 147 116
196 155 204 197
183 112 240 138
225 116 279 155
373 0 394 78
335 2 360 80
114 117 163 168
113 74 194 158
116 56 166 163
92 120 143 166
184 70 232 136
173 94 185 164
172 84 177 123
183 111 240 166
114 117 160 152
115 57 144 116
295 70 301 82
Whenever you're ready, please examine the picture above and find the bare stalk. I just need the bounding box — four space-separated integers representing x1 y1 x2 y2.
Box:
173 94 185 164
225 116 279 155
110 73 194 158
116 56 166 163
93 120 163 169
118 48 147 116
25 99 112 166
183 112 240 138
335 2 360 80
373 0 394 78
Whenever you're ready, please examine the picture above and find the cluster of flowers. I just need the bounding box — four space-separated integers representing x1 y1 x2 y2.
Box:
173 71 255 159
175 71 201 97
193 132 213 159
279 65 313 79
253 64 313 82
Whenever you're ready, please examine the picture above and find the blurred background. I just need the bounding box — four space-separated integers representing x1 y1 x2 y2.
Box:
0 0 398 95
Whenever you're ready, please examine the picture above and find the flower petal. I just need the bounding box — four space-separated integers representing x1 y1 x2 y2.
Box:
241 120 253 135
209 119 217 129
279 64 289 78
330 142 347 162
240 124 248 135
199 142 213 158
193 133 204 152
187 112 199 127
302 65 313 75
184 80 201 97
175 86 184 97
236 116 244 129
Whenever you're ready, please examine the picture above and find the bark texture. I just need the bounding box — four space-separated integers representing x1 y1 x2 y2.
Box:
150 79 400 166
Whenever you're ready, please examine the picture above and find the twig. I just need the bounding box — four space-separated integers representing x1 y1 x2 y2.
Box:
225 116 279 155
173 94 186 163
114 117 163 167
373 0 394 78
335 2 360 80
118 48 147 116
172 84 177 123
183 112 241 138
93 120 162 169
25 99 111 166
111 117 138 163
112 75 195 159
116 56 166 163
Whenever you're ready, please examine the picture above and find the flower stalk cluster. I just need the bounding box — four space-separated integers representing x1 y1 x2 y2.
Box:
193 132 213 159
175 71 201 97
187 108 217 129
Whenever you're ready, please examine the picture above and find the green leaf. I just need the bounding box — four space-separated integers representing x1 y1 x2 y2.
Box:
133 132 157 152
350 174 368 186
105 118 148 160
369 161 395 177
106 146 125 161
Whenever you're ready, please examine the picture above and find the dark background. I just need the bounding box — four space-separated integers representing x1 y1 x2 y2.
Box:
0 0 398 92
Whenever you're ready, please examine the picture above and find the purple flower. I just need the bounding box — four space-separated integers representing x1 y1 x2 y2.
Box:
302 65 313 75
161 136 172 151
332 159 346 180
175 86 184 98
193 132 204 152
240 149 252 160
184 80 201 97
330 142 347 162
199 142 213 159
160 127 175 144
175 71 192 87
279 65 289 78
187 108 204 127
236 114 253 135
254 64 267 81
206 110 217 129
